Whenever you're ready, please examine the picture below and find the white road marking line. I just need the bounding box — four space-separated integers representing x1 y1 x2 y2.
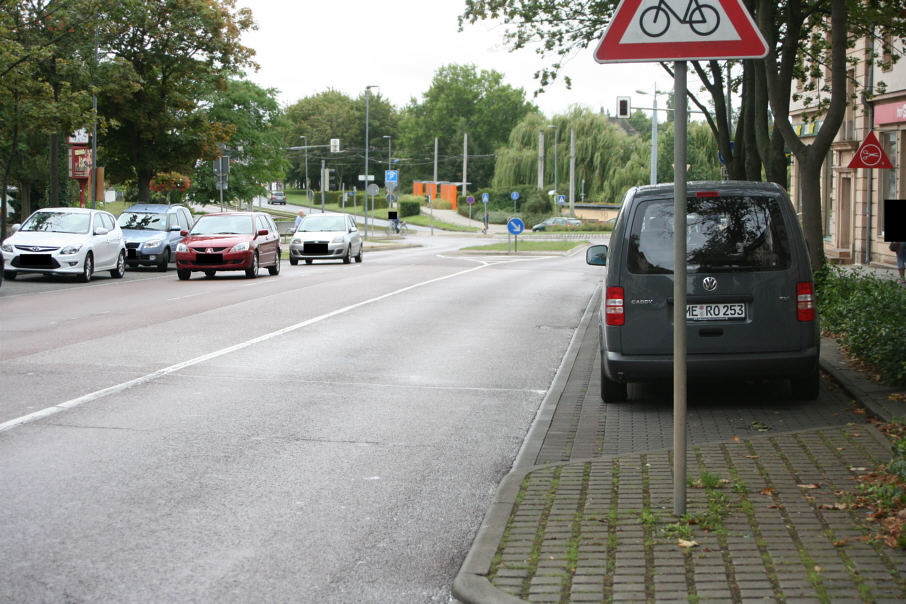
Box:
0 263 490 434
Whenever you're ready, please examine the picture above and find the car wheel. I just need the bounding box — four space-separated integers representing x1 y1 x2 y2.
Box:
157 248 170 272
343 245 351 264
790 369 819 400
4 271 16 280
355 244 363 263
246 252 259 278
601 361 628 402
78 252 94 283
110 251 126 279
268 251 281 276
177 269 191 280
305 259 313 265
204 270 216 278
290 256 298 266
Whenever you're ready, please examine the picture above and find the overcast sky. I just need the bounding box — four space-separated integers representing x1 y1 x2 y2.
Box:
236 0 677 119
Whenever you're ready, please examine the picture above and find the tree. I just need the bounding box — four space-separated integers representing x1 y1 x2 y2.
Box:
398 64 535 189
95 0 254 202
189 79 288 206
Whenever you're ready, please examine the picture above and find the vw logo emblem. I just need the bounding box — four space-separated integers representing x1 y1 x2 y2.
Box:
702 277 718 292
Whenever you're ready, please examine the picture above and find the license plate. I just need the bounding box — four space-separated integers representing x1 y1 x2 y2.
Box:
19 254 52 267
686 303 746 321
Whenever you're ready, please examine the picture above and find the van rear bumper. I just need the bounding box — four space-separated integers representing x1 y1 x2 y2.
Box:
603 347 819 383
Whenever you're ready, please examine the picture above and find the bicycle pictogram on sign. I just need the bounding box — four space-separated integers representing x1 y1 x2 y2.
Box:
640 0 720 37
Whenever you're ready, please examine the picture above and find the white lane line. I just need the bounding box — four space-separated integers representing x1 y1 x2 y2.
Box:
0 263 490 434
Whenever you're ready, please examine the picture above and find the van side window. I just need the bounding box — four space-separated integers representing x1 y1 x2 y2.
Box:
627 196 792 274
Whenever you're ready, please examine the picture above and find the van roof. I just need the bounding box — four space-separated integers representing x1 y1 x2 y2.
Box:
633 180 786 198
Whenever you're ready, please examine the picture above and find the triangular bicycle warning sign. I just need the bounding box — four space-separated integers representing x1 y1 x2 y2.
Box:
848 131 893 169
595 0 769 62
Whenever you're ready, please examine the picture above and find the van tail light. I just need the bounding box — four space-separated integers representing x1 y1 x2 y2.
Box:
605 286 625 326
797 282 815 322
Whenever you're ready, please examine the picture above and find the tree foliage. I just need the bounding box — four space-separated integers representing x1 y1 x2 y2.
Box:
398 64 535 189
95 0 255 202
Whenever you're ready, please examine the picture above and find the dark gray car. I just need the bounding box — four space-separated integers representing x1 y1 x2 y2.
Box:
586 181 819 402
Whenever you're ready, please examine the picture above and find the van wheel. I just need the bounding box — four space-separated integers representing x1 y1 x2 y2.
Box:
601 362 627 402
790 369 819 400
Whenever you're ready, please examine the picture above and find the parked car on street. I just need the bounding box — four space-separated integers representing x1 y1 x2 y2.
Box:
175 211 281 280
270 191 287 205
586 181 819 402
1 207 126 282
289 213 363 265
117 203 194 271
532 217 582 231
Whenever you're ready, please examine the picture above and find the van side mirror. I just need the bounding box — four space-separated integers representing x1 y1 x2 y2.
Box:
586 244 608 266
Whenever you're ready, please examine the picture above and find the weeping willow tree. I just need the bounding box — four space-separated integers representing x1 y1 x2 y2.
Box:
492 107 648 202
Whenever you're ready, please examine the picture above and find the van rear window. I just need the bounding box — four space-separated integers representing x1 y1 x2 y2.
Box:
627 196 792 274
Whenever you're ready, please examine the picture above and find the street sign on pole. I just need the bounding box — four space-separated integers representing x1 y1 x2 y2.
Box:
594 0 768 62
358 174 375 182
557 194 566 206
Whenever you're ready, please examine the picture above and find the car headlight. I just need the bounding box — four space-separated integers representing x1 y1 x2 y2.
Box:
1 243 11 253
331 236 345 244
176 242 189 252
230 241 250 253
60 244 82 255
143 238 163 249
291 238 302 246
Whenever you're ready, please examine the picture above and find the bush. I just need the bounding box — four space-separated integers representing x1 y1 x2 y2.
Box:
815 265 906 386
399 200 421 218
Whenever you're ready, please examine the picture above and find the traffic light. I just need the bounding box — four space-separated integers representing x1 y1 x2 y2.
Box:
617 97 631 119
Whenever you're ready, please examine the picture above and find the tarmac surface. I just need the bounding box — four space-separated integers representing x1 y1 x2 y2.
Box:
454 290 906 603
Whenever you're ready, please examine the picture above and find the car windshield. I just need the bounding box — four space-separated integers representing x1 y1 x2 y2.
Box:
189 215 254 235
117 212 167 231
627 195 792 274
298 216 346 232
20 211 91 234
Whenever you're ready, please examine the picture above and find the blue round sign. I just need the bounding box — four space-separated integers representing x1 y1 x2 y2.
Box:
481 193 489 204
466 195 474 205
510 191 520 201
507 217 525 235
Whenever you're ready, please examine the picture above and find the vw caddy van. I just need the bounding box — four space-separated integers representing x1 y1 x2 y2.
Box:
586 181 819 402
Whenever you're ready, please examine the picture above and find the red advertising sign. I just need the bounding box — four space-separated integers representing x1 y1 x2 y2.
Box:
69 147 92 180
847 131 893 169
595 0 768 62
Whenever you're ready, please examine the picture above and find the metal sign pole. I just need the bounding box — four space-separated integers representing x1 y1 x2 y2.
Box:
673 60 688 517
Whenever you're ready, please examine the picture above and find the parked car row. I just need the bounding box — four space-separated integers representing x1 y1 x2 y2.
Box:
2 204 364 283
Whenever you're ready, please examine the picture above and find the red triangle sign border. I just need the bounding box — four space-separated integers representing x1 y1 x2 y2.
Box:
595 0 769 62
847 131 894 170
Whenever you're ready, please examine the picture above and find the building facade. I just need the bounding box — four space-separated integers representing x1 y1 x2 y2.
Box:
789 34 906 267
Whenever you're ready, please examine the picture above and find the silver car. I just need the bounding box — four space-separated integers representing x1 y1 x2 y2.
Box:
2 207 126 282
289 214 363 265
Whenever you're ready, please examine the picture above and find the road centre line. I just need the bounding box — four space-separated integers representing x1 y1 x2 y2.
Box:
0 262 492 434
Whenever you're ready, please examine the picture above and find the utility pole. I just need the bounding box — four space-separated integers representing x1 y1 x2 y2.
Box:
537 130 545 190
462 132 468 197
569 129 576 217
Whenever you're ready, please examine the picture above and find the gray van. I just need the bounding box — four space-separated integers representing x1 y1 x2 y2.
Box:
586 181 819 402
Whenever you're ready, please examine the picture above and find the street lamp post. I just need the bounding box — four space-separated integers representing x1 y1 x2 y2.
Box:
547 124 560 201
365 85 379 239
383 135 391 172
636 86 664 185
300 135 308 192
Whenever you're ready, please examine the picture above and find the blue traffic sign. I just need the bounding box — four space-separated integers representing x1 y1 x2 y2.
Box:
385 170 398 182
557 194 566 206
507 217 525 235
510 191 520 201
481 193 489 204
466 195 474 205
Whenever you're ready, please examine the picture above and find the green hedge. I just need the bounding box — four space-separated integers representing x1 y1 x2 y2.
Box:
814 265 906 386
399 200 421 218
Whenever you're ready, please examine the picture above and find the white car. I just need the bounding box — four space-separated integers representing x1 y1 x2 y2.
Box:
289 213 363 265
1 207 126 282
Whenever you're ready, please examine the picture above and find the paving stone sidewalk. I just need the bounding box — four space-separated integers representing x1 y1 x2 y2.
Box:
455 316 906 602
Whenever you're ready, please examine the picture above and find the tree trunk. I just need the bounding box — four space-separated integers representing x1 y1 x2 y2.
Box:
798 155 826 268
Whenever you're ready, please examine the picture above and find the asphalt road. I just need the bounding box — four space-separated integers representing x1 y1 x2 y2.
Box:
0 237 599 603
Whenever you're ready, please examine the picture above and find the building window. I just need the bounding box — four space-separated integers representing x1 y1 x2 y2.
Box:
880 131 899 237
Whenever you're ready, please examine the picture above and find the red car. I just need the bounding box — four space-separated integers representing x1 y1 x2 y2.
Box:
175 212 281 280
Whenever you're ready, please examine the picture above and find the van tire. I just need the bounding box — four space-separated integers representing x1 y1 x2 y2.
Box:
790 369 819 400
601 362 628 402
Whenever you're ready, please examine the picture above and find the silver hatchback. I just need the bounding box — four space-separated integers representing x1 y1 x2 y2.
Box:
586 181 819 402
289 214 363 265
